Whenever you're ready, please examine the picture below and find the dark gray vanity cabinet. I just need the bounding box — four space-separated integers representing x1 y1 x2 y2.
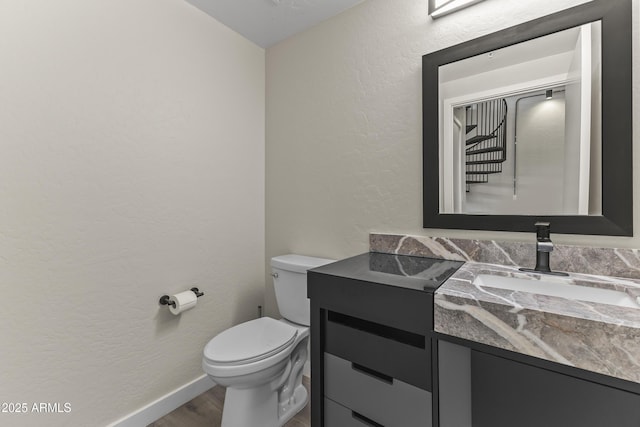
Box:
308 253 463 427
437 339 640 427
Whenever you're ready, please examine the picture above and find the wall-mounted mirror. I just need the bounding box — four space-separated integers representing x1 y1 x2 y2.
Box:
423 0 632 235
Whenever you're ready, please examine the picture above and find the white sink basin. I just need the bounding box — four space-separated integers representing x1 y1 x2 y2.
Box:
473 274 640 309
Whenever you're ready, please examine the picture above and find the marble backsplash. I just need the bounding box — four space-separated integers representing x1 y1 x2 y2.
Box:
370 233 640 280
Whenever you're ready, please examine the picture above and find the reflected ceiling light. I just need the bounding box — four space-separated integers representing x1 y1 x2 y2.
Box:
429 0 486 18
546 89 553 99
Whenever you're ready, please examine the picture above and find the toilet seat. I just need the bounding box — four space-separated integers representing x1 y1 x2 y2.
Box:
203 317 298 378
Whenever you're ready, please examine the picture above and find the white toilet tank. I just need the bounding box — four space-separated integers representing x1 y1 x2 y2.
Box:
271 254 334 326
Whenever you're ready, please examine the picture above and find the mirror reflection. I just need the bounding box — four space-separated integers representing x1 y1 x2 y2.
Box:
438 22 602 216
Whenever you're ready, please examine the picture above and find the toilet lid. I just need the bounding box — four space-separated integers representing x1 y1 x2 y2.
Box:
204 317 298 365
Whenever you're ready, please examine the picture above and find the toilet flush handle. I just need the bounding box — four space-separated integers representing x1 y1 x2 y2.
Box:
271 272 278 278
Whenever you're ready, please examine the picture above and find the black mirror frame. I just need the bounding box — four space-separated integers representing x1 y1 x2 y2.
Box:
423 0 633 236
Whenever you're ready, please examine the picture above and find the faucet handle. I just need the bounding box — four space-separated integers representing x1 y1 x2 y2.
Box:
534 222 551 240
519 221 568 276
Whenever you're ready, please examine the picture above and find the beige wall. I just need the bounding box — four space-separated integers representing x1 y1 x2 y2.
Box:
0 1 264 426
265 0 640 317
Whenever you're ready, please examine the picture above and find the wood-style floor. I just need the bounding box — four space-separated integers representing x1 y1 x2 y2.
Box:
147 377 310 427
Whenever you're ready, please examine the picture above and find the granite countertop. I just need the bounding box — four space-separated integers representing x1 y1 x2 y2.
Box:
434 262 640 384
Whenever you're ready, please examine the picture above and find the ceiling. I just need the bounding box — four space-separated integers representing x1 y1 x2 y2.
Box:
185 0 366 48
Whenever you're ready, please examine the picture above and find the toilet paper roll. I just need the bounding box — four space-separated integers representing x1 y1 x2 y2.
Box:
169 290 198 315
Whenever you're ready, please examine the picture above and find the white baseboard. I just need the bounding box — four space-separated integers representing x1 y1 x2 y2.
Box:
107 375 215 427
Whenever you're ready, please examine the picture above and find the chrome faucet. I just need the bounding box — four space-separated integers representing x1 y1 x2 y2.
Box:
519 222 568 276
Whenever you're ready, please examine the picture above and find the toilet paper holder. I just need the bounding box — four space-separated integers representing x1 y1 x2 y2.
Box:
159 288 204 308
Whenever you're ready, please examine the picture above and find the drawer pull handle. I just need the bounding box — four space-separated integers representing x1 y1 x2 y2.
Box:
352 411 385 427
328 311 425 349
351 363 394 385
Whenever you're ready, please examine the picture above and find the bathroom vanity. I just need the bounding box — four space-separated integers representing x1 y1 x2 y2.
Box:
307 252 463 427
308 243 640 426
434 262 640 427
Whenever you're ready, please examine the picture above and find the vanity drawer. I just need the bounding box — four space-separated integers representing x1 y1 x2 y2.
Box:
324 352 431 427
325 311 430 390
325 398 386 427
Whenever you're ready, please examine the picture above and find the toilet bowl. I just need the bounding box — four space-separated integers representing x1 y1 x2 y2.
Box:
202 254 334 427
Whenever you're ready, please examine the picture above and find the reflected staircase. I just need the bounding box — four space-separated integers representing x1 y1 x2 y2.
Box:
465 99 508 192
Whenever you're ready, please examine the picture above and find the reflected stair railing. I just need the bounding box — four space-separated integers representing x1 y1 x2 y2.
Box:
465 98 508 192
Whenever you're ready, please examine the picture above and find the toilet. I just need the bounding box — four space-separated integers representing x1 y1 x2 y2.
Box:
202 254 334 427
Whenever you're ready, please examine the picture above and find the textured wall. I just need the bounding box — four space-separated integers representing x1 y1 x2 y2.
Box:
265 0 640 317
0 1 264 426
